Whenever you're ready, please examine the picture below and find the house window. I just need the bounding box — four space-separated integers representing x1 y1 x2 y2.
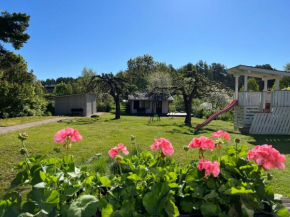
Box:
134 101 139 109
144 101 150 109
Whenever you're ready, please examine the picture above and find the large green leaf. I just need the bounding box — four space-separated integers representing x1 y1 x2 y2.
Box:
142 182 172 215
27 188 59 213
66 195 99 217
99 176 112 187
101 203 113 217
10 171 29 189
200 203 220 216
164 199 179 217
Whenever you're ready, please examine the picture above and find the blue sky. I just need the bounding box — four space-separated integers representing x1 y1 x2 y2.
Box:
2 0 290 80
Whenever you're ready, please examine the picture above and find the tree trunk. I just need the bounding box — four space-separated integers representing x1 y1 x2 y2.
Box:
183 95 193 124
115 96 121 119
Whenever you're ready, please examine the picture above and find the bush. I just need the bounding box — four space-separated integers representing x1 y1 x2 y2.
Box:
192 106 204 118
0 131 288 217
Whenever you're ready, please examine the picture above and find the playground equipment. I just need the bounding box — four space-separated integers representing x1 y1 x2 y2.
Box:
195 65 290 135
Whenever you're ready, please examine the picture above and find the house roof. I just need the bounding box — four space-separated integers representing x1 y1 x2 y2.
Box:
227 65 290 80
53 93 95 98
128 93 174 101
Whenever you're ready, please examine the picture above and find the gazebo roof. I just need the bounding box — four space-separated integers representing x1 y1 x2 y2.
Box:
227 65 289 80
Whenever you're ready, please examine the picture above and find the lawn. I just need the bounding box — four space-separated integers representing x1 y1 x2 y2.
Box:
0 113 289 198
0 116 57 127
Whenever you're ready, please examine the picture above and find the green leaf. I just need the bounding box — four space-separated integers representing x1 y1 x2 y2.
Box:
66 195 99 217
273 204 290 217
127 173 142 182
111 201 133 217
101 203 113 217
230 187 254 195
164 200 179 217
200 203 220 216
99 176 112 187
142 182 172 215
180 198 193 212
27 188 59 213
10 171 29 189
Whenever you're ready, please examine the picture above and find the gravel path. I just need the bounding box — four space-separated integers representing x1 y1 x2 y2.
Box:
0 117 71 135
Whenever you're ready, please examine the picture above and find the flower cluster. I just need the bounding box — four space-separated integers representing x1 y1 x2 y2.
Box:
248 144 286 170
109 143 129 158
197 159 220 177
150 138 174 156
212 130 230 140
188 136 215 151
54 127 83 143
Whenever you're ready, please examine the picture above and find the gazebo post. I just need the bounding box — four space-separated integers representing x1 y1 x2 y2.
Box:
263 79 268 91
244 75 248 91
234 75 239 100
275 78 280 90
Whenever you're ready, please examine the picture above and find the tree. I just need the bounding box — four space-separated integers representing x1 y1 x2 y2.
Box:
125 54 156 91
90 73 133 119
53 82 73 96
172 63 225 124
240 78 259 92
0 52 46 118
76 67 97 93
285 63 290 72
0 11 30 54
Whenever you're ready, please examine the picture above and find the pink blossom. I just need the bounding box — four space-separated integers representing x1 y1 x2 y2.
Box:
188 136 215 151
54 127 83 143
197 159 220 177
150 138 174 156
108 147 119 158
117 143 129 155
248 145 286 170
108 143 129 158
212 130 231 140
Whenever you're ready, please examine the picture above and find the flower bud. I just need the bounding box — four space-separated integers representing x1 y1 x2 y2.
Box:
130 135 136 141
20 148 27 155
183 146 189 152
18 133 29 141
267 173 273 180
115 155 123 162
234 138 241 144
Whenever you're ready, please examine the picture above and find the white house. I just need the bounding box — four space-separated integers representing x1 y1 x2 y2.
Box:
128 93 174 115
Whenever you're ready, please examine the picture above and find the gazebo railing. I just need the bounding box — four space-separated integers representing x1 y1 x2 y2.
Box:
271 91 290 107
238 92 262 107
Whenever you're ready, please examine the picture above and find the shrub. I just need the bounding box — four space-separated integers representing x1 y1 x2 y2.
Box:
0 130 288 217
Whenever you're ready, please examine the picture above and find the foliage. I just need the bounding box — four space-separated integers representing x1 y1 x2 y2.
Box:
205 89 232 110
172 63 225 124
240 78 259 92
0 52 47 118
0 132 288 217
0 11 30 54
90 73 134 119
53 82 73 96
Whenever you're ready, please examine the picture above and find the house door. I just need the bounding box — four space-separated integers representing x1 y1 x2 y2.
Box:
156 101 162 114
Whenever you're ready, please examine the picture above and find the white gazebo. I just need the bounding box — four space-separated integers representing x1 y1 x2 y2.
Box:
227 65 290 134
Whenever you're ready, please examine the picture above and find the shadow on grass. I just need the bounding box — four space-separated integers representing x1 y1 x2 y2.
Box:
57 118 99 125
248 135 290 154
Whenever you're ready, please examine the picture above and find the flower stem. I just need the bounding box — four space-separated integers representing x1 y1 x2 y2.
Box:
118 163 123 175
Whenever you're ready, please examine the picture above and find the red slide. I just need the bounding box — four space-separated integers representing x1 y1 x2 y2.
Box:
195 100 238 129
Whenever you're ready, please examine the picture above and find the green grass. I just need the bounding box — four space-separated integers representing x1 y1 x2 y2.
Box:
0 113 289 197
0 116 57 127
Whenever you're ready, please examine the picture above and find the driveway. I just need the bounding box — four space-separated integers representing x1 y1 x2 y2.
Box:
0 117 71 135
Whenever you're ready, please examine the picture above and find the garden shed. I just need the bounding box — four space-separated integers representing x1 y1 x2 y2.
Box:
128 93 174 115
54 93 96 116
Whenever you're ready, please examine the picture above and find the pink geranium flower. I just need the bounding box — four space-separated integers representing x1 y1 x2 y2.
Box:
150 138 174 156
54 127 83 143
197 159 220 177
248 144 286 170
212 130 230 140
108 143 129 158
188 136 215 151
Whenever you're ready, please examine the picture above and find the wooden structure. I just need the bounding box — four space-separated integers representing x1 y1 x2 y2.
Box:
128 93 174 115
54 93 96 116
227 65 290 135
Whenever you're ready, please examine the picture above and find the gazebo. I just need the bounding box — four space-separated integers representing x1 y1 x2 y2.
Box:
228 65 290 134
196 65 290 135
